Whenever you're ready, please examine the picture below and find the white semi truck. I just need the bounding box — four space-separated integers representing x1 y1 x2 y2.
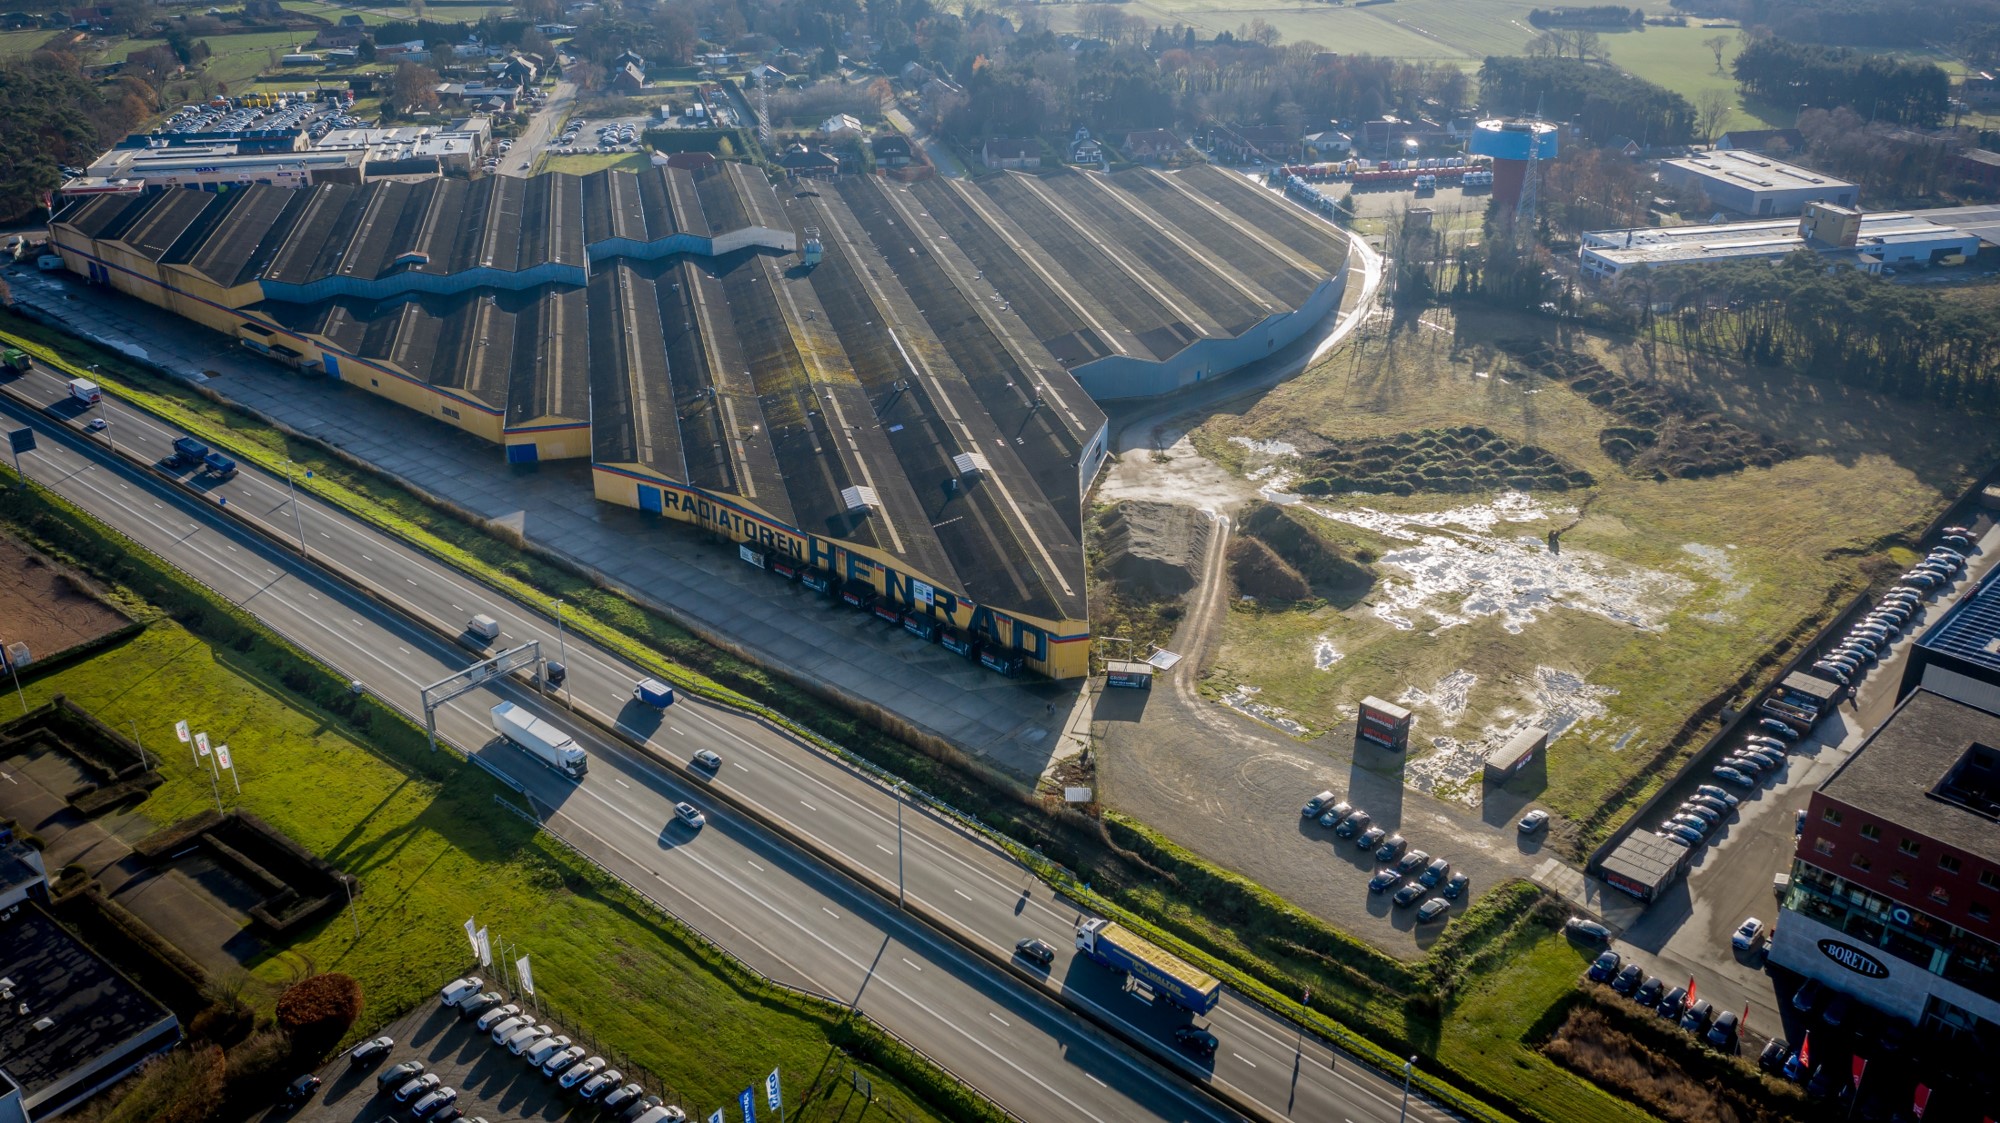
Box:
489 701 587 779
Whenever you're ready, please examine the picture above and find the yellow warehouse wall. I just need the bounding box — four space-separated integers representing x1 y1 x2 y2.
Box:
591 463 1090 679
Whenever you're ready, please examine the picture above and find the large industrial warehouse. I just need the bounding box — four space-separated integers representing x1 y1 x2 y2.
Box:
48 162 1349 678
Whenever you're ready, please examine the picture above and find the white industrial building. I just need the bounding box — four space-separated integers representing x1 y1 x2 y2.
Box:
1658 149 1857 216
1579 202 1981 279
65 144 360 196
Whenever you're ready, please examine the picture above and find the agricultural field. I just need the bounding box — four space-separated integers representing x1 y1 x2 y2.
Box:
1191 306 1995 836
1597 25 1791 130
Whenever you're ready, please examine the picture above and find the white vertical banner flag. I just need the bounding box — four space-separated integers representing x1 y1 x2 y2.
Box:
194 731 211 757
464 918 480 960
174 720 190 743
516 955 535 997
475 927 492 968
214 744 233 771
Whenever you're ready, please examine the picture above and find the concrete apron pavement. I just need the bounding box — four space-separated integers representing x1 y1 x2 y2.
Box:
6 268 1084 782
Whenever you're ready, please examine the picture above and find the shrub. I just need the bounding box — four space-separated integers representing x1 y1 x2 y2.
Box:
103 1045 225 1123
275 973 363 1059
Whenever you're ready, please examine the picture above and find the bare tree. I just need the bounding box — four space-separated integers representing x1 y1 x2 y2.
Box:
1572 29 1601 61
1703 34 1729 72
1695 88 1733 142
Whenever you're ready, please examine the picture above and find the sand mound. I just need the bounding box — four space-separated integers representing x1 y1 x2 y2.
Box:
1238 501 1373 596
1096 501 1210 600
1229 537 1311 601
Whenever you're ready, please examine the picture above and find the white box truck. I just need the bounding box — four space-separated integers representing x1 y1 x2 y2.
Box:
68 378 102 405
490 701 587 779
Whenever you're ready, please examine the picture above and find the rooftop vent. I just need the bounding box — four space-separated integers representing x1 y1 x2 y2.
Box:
952 451 990 475
840 485 879 512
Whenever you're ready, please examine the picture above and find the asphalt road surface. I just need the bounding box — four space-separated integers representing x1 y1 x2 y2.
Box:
0 367 1460 1123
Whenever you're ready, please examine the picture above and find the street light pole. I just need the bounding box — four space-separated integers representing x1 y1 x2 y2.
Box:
896 784 905 908
1398 1055 1417 1123
342 875 360 940
550 599 569 703
2 637 23 715
86 365 115 458
284 461 308 557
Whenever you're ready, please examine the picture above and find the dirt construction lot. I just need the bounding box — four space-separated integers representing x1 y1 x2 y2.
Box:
0 533 127 662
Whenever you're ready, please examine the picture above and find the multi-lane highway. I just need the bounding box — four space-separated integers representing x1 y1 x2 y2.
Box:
0 365 1461 1123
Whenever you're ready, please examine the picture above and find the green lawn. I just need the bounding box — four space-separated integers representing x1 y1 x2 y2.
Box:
0 27 58 57
1436 927 1655 1123
1599 26 1791 132
10 618 958 1123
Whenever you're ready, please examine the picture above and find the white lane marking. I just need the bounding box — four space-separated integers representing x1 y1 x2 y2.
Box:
307 592 318 600
746 860 764 872
953 889 972 900
320 532 331 538
225 544 236 552
1234 1052 1257 1068
397 646 410 654
351 619 363 628
362 554 373 561
406 578 417 586
0 772 14 785
614 778 630 789
670 727 684 736
822 907 838 919
902 958 922 971
877 844 893 854
152 502 162 508
800 801 817 812
989 1012 1009 1026
1087 1075 1106 1088
732 762 749 773
452 604 463 611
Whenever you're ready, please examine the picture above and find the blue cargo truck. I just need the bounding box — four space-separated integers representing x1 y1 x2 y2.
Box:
1075 918 1221 1013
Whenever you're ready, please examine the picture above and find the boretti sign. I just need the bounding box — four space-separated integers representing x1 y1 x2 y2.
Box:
1817 938 1889 979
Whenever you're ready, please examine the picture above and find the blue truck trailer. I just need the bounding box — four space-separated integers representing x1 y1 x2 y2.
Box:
1074 918 1221 1013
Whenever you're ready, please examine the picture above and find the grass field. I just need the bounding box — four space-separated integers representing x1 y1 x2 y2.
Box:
0 27 59 56
1192 307 1993 842
9 611 956 1123
1597 26 1791 131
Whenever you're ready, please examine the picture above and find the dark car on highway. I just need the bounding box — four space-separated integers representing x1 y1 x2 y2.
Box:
1173 1026 1218 1057
1014 938 1056 967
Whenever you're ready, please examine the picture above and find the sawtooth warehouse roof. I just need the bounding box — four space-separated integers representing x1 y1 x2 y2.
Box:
50 163 1351 627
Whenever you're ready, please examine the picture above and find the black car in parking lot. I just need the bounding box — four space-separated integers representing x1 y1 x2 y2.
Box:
1392 882 1426 908
1374 835 1408 863
1586 950 1620 982
1634 976 1664 1007
1656 986 1689 1021
1610 963 1643 994
1369 869 1403 894
1417 857 1451 888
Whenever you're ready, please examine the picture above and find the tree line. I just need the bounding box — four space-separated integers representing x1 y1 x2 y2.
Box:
1730 37 1949 128
1479 56 1693 143
1526 6 1644 28
0 51 154 222
1673 0 2000 58
1620 254 2000 412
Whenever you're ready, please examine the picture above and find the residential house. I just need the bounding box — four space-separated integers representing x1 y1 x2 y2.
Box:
1213 124 1300 164
613 48 645 69
982 137 1040 169
779 143 842 178
820 113 863 140
1302 130 1351 158
1602 134 1642 157
1957 148 2000 190
1070 127 1103 165
1123 128 1182 161
871 134 913 168
500 53 539 88
1714 128 1804 154
747 63 789 86
610 61 645 92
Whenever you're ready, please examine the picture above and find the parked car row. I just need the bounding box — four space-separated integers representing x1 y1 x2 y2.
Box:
354 977 683 1122
1657 783 1747 852
1806 545 1963 690
1590 952 1743 1052
1303 790 1462 925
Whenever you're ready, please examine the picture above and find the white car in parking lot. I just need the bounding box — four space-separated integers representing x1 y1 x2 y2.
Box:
1731 917 1765 950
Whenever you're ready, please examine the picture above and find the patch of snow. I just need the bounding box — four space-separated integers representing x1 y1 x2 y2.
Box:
1219 684 1312 737
1400 669 1478 727
1313 636 1343 670
1680 542 1752 624
1229 435 1298 457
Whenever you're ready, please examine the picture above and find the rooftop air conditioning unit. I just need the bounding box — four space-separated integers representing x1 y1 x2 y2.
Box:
840 485 879 512
952 451 990 475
